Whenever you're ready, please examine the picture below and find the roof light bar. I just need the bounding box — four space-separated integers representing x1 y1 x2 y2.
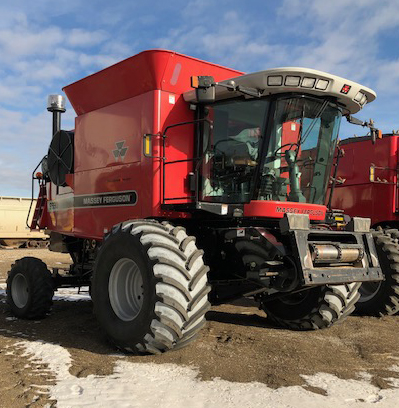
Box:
183 67 377 114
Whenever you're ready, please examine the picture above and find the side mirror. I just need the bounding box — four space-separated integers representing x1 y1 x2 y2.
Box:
191 76 216 103
346 115 382 144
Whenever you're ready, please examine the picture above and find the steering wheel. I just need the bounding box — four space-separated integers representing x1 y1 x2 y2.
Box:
273 143 299 157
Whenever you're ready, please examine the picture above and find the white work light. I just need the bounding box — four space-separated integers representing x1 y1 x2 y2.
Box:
285 76 301 86
315 79 329 90
354 92 364 102
301 77 316 88
267 75 283 86
360 94 367 105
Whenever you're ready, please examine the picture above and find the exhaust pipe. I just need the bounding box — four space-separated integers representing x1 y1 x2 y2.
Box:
310 243 364 264
47 94 66 137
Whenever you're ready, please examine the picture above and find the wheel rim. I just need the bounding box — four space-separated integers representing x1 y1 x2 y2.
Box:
11 273 29 309
108 258 144 321
358 281 382 303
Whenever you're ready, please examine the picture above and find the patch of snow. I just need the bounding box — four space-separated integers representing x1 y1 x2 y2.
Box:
15 340 399 408
0 284 90 302
53 287 90 302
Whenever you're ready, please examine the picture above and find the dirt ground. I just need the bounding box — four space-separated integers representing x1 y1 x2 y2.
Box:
0 249 398 407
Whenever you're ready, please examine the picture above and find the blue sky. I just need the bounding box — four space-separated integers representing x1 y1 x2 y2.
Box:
1 0 399 196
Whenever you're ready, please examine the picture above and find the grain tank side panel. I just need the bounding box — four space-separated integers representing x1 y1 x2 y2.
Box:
72 92 154 238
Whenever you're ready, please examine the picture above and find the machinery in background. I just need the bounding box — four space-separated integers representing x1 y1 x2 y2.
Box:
0 196 48 248
331 132 399 315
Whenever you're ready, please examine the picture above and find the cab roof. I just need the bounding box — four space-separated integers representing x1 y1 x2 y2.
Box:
183 67 376 114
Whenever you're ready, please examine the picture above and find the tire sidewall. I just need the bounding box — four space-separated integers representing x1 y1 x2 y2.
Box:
92 231 159 348
357 230 398 311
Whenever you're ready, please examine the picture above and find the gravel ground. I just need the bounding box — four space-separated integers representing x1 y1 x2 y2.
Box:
0 249 399 407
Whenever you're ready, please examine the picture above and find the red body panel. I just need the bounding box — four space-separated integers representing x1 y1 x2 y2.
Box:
331 135 399 226
63 50 243 116
40 49 330 238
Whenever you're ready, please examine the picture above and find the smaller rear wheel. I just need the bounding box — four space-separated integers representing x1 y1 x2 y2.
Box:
6 257 54 319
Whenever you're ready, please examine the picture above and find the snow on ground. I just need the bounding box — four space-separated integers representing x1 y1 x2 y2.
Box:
0 283 91 302
13 339 399 408
2 283 399 406
52 287 91 302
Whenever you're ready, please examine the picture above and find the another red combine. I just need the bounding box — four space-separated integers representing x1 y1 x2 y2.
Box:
331 132 399 316
7 50 382 353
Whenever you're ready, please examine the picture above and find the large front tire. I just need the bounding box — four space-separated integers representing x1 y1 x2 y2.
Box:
261 283 360 330
6 257 54 319
355 228 399 316
92 220 210 354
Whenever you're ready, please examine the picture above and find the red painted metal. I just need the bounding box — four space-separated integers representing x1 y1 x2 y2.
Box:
37 49 332 239
244 201 326 220
63 50 243 116
331 135 399 227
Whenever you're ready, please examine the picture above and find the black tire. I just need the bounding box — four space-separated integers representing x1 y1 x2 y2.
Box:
92 220 210 354
6 257 54 319
355 228 399 316
261 282 360 330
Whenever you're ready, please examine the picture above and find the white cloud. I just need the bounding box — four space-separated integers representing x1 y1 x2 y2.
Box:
276 0 399 79
0 108 51 194
66 28 108 47
0 27 64 60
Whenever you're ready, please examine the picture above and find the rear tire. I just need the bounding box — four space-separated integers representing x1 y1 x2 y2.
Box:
6 257 54 319
355 228 399 316
92 220 210 354
261 282 360 329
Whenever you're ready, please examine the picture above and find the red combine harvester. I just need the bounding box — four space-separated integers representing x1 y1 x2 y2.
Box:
7 50 383 353
332 132 399 316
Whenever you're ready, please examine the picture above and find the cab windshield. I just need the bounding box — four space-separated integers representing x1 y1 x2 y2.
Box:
201 95 342 205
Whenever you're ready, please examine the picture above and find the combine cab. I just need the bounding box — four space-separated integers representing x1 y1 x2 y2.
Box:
7 50 382 353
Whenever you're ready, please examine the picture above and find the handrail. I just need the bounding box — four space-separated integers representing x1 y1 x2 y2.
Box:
26 157 46 229
161 118 211 204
